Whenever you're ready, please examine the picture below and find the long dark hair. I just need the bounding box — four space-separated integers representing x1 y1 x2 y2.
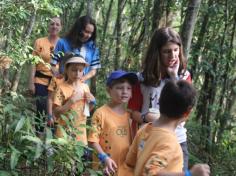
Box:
65 15 97 48
142 27 187 87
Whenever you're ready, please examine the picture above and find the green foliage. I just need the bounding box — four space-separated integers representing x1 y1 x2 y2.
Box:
0 93 101 175
1 0 236 175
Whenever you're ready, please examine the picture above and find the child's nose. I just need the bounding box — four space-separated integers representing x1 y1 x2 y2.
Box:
123 88 129 94
169 50 175 58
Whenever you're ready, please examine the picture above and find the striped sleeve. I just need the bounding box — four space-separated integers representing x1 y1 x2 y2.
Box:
50 40 65 65
90 47 101 69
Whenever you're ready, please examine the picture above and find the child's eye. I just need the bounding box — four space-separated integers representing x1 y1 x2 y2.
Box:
116 86 124 90
163 50 170 54
174 48 179 52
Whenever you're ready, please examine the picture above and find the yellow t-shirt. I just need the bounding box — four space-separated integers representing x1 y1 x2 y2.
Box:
125 123 183 176
53 81 90 145
88 104 133 176
33 37 55 85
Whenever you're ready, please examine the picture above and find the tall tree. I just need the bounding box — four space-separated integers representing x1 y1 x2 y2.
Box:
114 0 126 69
180 0 201 58
152 0 165 30
11 9 37 92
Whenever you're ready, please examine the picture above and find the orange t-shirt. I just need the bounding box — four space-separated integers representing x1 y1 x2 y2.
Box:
125 123 183 176
88 104 133 176
53 81 91 145
33 37 55 85
48 76 64 92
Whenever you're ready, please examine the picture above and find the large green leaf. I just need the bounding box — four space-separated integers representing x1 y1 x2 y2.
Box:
34 143 43 160
21 135 42 145
10 146 21 170
0 171 11 176
14 116 25 133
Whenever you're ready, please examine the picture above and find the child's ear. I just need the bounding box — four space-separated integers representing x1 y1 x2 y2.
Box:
106 87 111 95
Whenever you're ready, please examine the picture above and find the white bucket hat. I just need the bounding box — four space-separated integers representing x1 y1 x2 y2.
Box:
65 56 89 67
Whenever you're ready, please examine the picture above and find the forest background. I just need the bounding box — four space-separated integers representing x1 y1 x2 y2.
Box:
0 0 235 175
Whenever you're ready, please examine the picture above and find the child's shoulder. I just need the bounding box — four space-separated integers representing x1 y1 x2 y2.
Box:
94 104 109 113
94 104 128 117
56 81 73 92
34 37 49 46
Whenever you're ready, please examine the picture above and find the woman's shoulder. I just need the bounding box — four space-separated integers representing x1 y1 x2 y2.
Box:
85 40 97 49
57 38 69 45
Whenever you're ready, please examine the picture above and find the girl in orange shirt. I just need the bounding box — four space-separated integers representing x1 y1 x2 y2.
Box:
53 56 95 144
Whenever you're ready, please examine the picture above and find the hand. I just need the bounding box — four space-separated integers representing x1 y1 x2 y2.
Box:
104 157 117 175
167 59 180 79
51 66 59 77
84 92 95 102
131 111 142 124
70 91 84 103
47 118 54 127
79 76 86 83
28 83 35 95
145 112 160 122
190 164 210 176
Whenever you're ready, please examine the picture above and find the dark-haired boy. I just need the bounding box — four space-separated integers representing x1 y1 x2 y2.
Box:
88 70 138 176
125 80 210 176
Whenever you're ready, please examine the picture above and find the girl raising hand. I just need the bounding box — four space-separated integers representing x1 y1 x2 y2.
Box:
128 27 191 171
53 56 95 144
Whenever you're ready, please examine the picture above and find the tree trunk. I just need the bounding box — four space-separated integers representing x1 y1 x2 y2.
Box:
180 0 201 59
191 0 213 76
216 10 236 142
114 0 126 70
152 0 165 30
87 0 93 17
100 0 114 57
11 9 36 92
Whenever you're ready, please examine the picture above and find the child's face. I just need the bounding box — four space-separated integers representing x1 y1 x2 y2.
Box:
108 81 132 104
160 42 180 68
66 63 84 82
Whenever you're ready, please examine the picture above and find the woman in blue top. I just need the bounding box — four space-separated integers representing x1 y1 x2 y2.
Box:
51 15 101 83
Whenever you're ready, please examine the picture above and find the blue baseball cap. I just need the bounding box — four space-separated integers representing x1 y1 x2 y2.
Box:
106 70 138 86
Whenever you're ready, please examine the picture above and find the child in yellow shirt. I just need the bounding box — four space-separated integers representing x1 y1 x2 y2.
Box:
125 80 211 176
53 56 95 144
88 70 138 176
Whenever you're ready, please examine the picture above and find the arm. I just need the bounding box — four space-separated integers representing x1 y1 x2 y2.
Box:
153 164 210 176
47 91 55 126
54 99 73 116
53 89 82 116
50 39 65 75
28 64 36 94
142 142 210 176
81 69 97 82
90 142 117 175
81 46 100 82
88 110 117 175
125 127 143 168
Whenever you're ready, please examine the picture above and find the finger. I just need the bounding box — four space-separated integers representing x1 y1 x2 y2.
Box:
105 168 111 175
109 165 115 173
112 161 118 169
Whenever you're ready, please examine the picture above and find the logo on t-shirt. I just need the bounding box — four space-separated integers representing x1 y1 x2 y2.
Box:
116 126 128 137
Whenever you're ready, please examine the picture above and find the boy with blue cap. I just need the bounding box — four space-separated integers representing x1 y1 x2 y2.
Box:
88 70 138 176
